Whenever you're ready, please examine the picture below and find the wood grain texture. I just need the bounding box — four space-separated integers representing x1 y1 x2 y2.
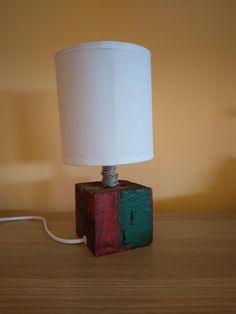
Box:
0 211 236 314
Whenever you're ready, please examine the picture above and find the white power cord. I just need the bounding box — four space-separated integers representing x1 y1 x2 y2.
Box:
0 216 87 245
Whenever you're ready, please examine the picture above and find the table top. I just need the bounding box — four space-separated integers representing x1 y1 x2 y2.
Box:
0 211 236 314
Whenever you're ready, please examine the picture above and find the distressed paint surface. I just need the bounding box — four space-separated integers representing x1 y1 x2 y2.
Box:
75 181 153 256
95 191 122 256
119 189 153 248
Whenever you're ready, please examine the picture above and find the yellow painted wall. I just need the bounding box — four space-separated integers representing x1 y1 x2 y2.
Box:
0 0 235 212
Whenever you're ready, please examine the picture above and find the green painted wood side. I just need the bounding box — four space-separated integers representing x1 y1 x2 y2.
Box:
119 188 153 248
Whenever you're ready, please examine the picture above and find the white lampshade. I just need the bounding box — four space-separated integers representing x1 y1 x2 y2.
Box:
55 41 153 166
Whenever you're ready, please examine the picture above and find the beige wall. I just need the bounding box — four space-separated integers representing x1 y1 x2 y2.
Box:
0 0 235 212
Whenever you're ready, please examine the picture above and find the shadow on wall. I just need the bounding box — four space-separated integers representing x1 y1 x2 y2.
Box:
0 90 60 162
156 158 236 213
0 90 90 211
225 107 236 117
156 104 236 213
0 90 236 212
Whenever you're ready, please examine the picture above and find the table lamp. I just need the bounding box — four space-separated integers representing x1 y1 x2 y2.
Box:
55 41 153 256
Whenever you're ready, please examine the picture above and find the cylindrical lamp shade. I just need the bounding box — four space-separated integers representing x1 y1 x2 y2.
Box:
55 41 153 166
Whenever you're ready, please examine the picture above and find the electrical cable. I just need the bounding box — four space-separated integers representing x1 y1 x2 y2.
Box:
0 215 87 245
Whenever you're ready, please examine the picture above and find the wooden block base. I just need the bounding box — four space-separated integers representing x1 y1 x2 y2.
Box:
75 180 153 256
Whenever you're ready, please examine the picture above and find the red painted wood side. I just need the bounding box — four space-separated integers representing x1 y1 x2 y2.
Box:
95 191 121 256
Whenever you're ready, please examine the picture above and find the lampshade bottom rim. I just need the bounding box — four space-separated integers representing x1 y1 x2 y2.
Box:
62 155 154 167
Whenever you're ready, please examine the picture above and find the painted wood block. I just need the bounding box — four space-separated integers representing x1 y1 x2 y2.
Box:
75 180 153 256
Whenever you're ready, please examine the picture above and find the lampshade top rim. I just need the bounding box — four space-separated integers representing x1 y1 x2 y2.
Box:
55 41 150 59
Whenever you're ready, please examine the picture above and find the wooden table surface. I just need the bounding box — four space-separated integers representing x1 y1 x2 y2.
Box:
0 211 236 314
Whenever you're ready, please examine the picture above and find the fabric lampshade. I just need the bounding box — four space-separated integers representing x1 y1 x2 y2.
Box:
55 41 153 166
